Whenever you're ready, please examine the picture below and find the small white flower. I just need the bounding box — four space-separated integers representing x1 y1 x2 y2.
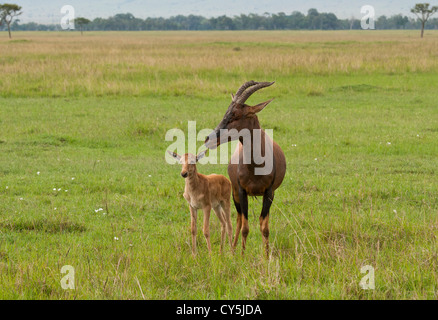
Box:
314 158 318 161
37 172 40 175
19 198 23 201
102 212 107 216
54 207 57 210
292 144 297 147
114 237 119 241
148 175 152 177
53 188 57 191
416 134 420 137
65 190 68 192
71 177 75 180
5 186 8 189
393 209 397 214
387 142 391 145
58 188 61 191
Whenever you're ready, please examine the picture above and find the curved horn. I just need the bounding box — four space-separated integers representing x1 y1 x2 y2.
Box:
234 81 275 105
232 80 258 102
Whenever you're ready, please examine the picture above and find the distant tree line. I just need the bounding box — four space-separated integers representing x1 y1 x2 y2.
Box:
5 9 438 32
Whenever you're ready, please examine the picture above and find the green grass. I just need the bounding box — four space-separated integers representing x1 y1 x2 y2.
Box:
0 31 437 299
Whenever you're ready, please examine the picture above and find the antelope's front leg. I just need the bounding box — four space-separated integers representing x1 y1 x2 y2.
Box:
232 194 242 251
202 205 212 254
189 205 198 256
238 186 249 255
260 187 274 258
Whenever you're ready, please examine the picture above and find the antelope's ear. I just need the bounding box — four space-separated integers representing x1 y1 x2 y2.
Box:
196 150 207 162
249 99 274 114
167 150 181 161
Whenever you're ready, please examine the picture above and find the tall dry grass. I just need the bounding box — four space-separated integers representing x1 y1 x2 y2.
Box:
0 30 437 97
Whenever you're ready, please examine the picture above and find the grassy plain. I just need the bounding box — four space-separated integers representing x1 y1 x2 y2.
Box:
0 30 437 299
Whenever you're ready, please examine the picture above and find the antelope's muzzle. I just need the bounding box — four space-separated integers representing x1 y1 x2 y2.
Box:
204 130 221 149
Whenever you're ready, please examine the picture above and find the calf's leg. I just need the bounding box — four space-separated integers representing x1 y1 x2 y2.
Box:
189 205 198 256
202 205 212 254
213 205 226 253
221 200 233 249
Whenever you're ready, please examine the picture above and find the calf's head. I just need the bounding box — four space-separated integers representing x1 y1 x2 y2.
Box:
168 150 207 178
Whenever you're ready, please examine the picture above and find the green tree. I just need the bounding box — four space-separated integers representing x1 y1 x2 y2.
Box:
377 15 388 29
74 17 90 35
392 14 409 29
271 12 287 29
411 3 438 37
0 3 22 39
306 8 320 29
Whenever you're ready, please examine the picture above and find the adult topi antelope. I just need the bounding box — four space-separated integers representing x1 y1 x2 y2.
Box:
204 81 286 256
168 151 233 256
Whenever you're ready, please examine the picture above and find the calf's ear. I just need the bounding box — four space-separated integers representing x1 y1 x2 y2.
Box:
167 150 181 161
196 150 207 162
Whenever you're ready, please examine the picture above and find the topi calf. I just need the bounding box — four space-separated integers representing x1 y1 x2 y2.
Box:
168 150 233 256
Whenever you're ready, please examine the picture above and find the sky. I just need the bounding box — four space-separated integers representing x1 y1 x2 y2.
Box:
16 0 419 24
